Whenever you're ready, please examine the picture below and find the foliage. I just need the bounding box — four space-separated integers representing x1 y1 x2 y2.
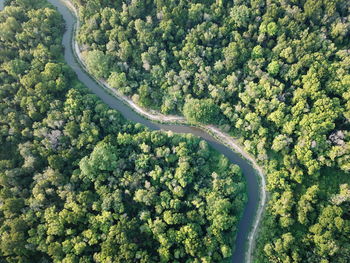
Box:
0 1 246 262
84 50 110 79
73 0 350 261
183 98 221 124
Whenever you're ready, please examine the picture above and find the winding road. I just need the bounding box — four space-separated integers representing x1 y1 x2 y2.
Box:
0 1 266 262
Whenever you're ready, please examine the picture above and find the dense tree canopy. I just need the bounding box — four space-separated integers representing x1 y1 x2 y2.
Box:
0 1 246 262
73 0 350 262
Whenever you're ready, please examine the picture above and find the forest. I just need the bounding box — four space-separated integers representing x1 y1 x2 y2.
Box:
0 1 247 262
71 0 350 262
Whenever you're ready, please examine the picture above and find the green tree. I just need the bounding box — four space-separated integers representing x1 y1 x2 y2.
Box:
85 50 110 79
183 98 221 124
267 60 280 76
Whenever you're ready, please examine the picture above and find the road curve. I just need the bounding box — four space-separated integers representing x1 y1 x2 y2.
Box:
0 1 266 262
